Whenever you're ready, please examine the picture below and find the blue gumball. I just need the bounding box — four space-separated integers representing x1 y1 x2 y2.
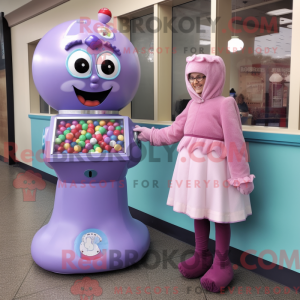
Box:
67 127 71 130
111 135 117 141
71 142 77 147
103 150 109 153
93 121 98 126
62 150 68 153
117 140 124 146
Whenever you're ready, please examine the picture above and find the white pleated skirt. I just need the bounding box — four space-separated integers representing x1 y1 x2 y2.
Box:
167 147 252 223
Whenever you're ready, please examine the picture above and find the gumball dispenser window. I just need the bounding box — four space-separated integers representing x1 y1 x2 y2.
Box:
31 9 149 274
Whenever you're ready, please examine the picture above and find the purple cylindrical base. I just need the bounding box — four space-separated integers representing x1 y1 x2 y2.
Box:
31 179 150 274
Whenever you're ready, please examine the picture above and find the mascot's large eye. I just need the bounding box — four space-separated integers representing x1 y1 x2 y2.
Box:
96 51 120 80
66 49 92 78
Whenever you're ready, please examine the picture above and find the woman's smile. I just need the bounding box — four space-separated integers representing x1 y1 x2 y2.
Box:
189 72 206 96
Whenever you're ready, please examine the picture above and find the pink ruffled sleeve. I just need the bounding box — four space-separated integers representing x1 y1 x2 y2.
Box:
220 97 255 187
150 100 192 146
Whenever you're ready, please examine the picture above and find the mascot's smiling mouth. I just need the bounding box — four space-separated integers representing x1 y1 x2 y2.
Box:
73 86 113 107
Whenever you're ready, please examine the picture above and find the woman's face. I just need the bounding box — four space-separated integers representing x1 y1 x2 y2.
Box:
189 72 206 96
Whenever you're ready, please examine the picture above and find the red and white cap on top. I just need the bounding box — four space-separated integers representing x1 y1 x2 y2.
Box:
98 8 112 24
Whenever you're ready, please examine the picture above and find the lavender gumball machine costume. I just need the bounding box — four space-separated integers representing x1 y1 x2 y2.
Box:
31 9 150 274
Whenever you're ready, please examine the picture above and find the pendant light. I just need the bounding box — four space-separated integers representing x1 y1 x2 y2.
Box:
228 0 244 53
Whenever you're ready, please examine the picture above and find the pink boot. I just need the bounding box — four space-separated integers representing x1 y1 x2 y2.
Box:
200 222 234 293
178 219 213 279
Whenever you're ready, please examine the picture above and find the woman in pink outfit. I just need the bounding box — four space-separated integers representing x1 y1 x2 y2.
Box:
133 54 255 293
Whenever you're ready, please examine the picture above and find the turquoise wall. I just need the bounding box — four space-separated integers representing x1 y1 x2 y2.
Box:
29 115 300 273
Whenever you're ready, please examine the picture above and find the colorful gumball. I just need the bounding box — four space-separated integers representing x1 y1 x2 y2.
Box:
82 124 88 130
60 121 66 126
58 146 64 152
85 143 93 150
99 127 106 134
109 140 116 147
93 121 98 126
81 130 87 135
85 139 90 144
65 123 71 128
79 135 86 141
54 144 59 151
85 132 92 140
114 130 120 136
55 138 62 144
93 144 100 150
82 148 88 153
71 129 78 134
114 144 122 151
107 122 113 126
66 133 74 140
95 134 103 141
92 134 96 138
71 142 77 147
108 126 114 131
64 143 70 150
104 137 111 144
75 132 81 138
110 119 115 123
62 150 68 154
99 120 106 126
107 131 113 137
90 138 97 145
100 142 107 148
95 147 102 153
60 127 66 132
63 130 70 135
88 123 95 128
121 129 124 134
76 139 80 144
115 126 121 130
87 120 93 124
103 150 109 153
118 135 124 141
76 124 82 130
113 122 119 127
111 135 117 141
72 120 78 125
60 142 65 147
103 125 108 130
67 147 74 153
110 148 117 153
72 138 77 142
79 120 85 125
65 139 71 144
56 130 62 135
95 126 100 132
105 145 112 152
74 145 81 152
79 141 85 148
89 149 95 153
87 128 95 134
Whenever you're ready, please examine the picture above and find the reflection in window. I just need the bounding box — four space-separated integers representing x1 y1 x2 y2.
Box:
230 0 292 127
40 95 58 114
130 14 154 120
172 0 211 120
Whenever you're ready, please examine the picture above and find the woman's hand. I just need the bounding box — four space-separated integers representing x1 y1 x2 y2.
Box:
237 182 254 195
133 125 152 142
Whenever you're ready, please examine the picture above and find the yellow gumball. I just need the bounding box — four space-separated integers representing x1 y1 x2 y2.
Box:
74 145 81 152
81 130 87 135
95 147 102 153
118 135 124 141
87 120 93 124
76 139 80 144
64 143 70 150
100 120 106 126
95 126 100 132
114 144 122 151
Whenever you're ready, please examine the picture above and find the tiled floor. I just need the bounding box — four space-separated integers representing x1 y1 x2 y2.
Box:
1 161 299 300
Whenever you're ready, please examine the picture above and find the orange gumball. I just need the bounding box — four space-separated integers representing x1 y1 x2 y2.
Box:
66 133 74 140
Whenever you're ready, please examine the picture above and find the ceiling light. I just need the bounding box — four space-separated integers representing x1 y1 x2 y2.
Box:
228 36 244 53
267 9 293 16
280 18 292 25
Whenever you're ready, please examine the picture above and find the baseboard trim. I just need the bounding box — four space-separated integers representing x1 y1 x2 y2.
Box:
13 161 300 291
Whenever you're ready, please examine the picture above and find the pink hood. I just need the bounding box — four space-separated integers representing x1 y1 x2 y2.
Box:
185 54 226 104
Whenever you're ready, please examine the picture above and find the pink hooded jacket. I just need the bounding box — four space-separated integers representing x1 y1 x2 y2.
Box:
149 54 255 187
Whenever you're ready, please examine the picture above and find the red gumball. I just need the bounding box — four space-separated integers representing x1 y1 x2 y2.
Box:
60 142 65 147
85 139 90 144
74 132 81 138
71 129 78 134
121 129 124 134
100 142 107 148
82 149 88 153
76 124 82 130
105 145 112 152
67 147 74 153
95 134 103 141
107 122 113 126
88 123 95 128
113 130 120 136
92 134 96 138
66 133 74 140
72 138 77 142
65 123 71 128
87 128 95 134
58 146 64 153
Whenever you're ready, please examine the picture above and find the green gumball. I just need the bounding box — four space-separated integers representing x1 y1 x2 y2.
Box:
58 134 65 141
82 124 88 130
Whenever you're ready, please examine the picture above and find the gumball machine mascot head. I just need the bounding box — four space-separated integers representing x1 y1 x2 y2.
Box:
31 8 150 274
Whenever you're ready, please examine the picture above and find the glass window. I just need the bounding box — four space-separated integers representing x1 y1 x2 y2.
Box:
230 0 292 127
172 0 211 120
130 14 154 120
